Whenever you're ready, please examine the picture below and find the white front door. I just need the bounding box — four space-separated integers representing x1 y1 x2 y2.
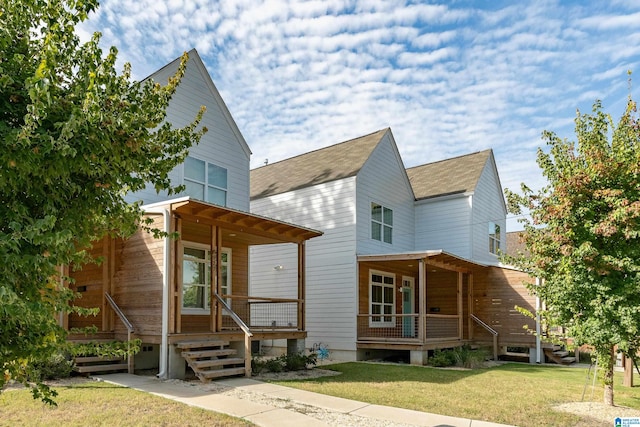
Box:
402 277 415 337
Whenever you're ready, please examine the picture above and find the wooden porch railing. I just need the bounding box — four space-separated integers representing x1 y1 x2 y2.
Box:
357 314 461 342
471 314 498 360
104 292 135 374
214 293 253 377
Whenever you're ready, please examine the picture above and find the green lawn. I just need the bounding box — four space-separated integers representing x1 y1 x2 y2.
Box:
0 381 252 427
270 362 640 426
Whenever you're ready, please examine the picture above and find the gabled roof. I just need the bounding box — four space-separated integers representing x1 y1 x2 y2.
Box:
250 128 389 200
407 149 493 201
146 49 252 158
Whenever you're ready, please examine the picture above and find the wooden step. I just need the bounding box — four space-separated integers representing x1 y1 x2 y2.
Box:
182 349 237 359
75 363 129 373
553 350 569 358
190 357 244 369
176 340 229 349
199 367 246 380
74 356 124 364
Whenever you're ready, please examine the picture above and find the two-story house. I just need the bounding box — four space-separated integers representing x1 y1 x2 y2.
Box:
250 128 538 364
64 50 322 381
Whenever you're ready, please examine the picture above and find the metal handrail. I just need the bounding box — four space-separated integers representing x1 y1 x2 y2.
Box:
471 314 499 360
470 314 497 336
104 292 135 374
105 292 134 333
214 293 253 337
214 293 253 377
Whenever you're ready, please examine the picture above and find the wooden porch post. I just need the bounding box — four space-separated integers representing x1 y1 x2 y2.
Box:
175 217 183 333
458 272 463 340
168 215 178 334
101 236 110 332
418 259 426 342
211 225 222 333
298 242 306 331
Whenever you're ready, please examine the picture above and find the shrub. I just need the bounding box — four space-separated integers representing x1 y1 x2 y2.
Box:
429 349 455 367
28 353 73 381
251 351 317 375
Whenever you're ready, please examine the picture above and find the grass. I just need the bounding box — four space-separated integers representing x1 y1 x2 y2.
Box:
269 362 640 427
0 381 252 427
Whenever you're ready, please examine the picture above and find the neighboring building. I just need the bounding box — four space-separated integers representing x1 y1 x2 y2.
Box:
250 128 538 363
64 50 322 380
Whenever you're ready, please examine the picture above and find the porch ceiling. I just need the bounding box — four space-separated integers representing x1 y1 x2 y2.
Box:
358 250 486 274
170 199 322 245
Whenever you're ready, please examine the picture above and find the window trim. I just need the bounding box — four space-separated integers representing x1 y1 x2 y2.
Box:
183 156 228 206
371 202 393 244
489 222 501 255
181 241 231 315
369 269 395 328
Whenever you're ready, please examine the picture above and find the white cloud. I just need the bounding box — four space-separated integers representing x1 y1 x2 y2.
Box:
76 0 640 230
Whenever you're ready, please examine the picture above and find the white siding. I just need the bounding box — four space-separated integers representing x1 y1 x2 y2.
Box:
250 177 359 352
471 160 507 264
414 195 473 258
126 53 251 211
356 133 415 255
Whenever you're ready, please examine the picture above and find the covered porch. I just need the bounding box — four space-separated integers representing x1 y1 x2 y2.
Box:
66 198 322 380
357 251 498 363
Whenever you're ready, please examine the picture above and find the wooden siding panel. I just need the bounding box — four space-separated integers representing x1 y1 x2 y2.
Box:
126 54 250 211
250 178 358 352
69 239 106 330
471 160 507 264
111 216 165 337
472 267 536 346
414 196 472 258
356 133 415 255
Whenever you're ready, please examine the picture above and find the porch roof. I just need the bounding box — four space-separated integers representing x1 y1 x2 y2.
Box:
358 250 487 273
145 198 323 245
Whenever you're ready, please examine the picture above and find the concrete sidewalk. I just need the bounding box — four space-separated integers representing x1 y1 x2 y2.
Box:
95 373 514 427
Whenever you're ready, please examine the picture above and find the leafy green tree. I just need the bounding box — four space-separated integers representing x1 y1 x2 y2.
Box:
1 0 205 403
505 89 640 406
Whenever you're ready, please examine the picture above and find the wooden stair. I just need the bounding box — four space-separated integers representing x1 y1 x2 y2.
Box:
73 355 129 374
178 340 246 382
544 346 576 365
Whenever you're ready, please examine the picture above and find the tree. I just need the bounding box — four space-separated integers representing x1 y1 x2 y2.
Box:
505 88 640 406
0 0 205 403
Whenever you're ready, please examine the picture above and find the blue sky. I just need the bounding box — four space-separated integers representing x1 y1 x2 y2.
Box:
78 0 640 230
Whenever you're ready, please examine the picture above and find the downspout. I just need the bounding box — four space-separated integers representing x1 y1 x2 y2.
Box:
145 208 171 379
535 277 542 364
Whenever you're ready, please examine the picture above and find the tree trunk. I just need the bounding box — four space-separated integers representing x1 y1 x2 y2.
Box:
603 345 615 406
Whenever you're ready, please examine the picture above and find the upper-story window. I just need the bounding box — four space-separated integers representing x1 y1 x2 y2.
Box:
489 222 501 255
184 156 227 206
371 202 393 244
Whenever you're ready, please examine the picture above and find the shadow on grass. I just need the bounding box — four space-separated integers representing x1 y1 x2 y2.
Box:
285 361 490 385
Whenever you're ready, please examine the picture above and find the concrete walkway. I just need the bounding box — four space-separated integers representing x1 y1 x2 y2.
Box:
95 373 514 427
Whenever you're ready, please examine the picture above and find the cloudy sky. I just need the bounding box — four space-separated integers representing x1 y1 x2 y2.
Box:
78 0 640 230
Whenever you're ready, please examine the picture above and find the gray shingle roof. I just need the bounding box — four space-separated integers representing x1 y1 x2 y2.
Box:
407 149 492 200
251 128 389 199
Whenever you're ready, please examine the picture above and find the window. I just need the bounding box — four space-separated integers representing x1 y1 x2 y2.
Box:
370 271 395 327
489 222 501 255
182 243 231 313
371 202 393 244
184 156 227 206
